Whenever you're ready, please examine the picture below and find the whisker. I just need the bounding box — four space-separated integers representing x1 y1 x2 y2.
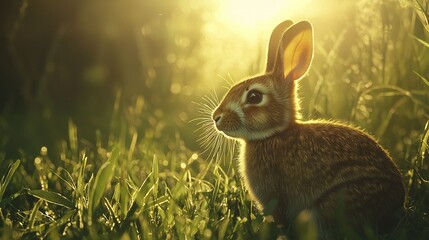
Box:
194 126 212 134
199 101 216 111
227 73 235 87
191 86 238 162
218 73 236 89
218 73 237 92
198 129 218 140
217 74 229 85
197 123 215 132
196 102 214 111
204 95 218 109
194 124 214 133
199 135 216 147
189 90 237 162
221 85 231 91
192 118 213 125
190 117 212 123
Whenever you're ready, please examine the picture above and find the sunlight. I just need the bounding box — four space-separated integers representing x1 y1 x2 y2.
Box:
215 0 315 32
202 0 321 88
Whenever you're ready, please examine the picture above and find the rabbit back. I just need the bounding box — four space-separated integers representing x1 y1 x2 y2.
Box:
241 120 404 233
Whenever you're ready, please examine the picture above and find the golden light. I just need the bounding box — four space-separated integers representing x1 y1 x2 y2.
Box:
201 0 321 87
215 0 316 32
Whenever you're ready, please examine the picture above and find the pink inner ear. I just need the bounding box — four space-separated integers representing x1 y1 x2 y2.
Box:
284 45 310 80
284 68 297 81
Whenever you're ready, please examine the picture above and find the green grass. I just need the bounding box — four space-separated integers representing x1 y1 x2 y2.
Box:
0 117 428 240
0 120 266 240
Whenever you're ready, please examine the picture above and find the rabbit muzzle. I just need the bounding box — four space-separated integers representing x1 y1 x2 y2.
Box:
212 104 244 138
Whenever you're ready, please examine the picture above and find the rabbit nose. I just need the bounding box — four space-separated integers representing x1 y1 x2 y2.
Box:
213 114 222 125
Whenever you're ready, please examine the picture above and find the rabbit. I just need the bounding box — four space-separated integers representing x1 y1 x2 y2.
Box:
211 20 405 239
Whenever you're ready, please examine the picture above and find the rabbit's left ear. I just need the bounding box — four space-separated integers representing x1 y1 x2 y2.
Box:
274 21 313 81
265 20 294 73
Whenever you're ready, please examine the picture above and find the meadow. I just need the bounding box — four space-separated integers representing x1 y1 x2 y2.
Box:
0 0 428 239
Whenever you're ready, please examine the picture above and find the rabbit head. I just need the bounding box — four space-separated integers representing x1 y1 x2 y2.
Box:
212 21 314 141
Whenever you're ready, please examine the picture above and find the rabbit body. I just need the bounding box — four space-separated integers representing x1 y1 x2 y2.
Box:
211 20 405 238
242 120 404 235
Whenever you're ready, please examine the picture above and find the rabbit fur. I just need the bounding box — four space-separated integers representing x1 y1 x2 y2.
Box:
212 20 405 239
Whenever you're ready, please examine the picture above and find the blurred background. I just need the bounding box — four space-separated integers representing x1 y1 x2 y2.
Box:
0 0 428 165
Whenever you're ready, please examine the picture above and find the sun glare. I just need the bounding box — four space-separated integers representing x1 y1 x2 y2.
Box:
202 0 320 87
216 0 315 32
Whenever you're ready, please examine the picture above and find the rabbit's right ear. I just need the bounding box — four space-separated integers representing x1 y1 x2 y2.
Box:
274 21 313 81
265 20 294 73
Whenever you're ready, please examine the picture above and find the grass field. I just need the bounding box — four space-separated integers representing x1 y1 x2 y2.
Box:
1 0 429 239
0 113 428 240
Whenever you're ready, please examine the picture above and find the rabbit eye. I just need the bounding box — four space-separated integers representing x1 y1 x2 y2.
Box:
246 89 263 104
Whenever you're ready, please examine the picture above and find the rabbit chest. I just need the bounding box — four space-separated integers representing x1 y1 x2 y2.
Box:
240 127 322 221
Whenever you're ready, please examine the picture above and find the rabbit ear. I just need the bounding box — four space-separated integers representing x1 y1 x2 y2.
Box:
265 20 294 73
274 21 313 81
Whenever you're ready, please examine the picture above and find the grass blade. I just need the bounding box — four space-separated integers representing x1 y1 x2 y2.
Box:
103 197 120 226
28 199 44 230
419 120 429 168
142 195 169 211
44 209 77 237
0 160 20 201
77 155 88 196
28 189 74 209
412 35 429 48
88 147 120 224
414 71 429 87
151 155 159 199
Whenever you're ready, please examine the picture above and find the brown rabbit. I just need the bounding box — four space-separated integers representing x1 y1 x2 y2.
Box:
211 20 405 239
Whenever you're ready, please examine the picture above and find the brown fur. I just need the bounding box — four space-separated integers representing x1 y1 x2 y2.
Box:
211 20 405 239
242 121 404 237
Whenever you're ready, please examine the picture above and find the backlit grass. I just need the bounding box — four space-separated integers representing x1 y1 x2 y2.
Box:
0 112 428 239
